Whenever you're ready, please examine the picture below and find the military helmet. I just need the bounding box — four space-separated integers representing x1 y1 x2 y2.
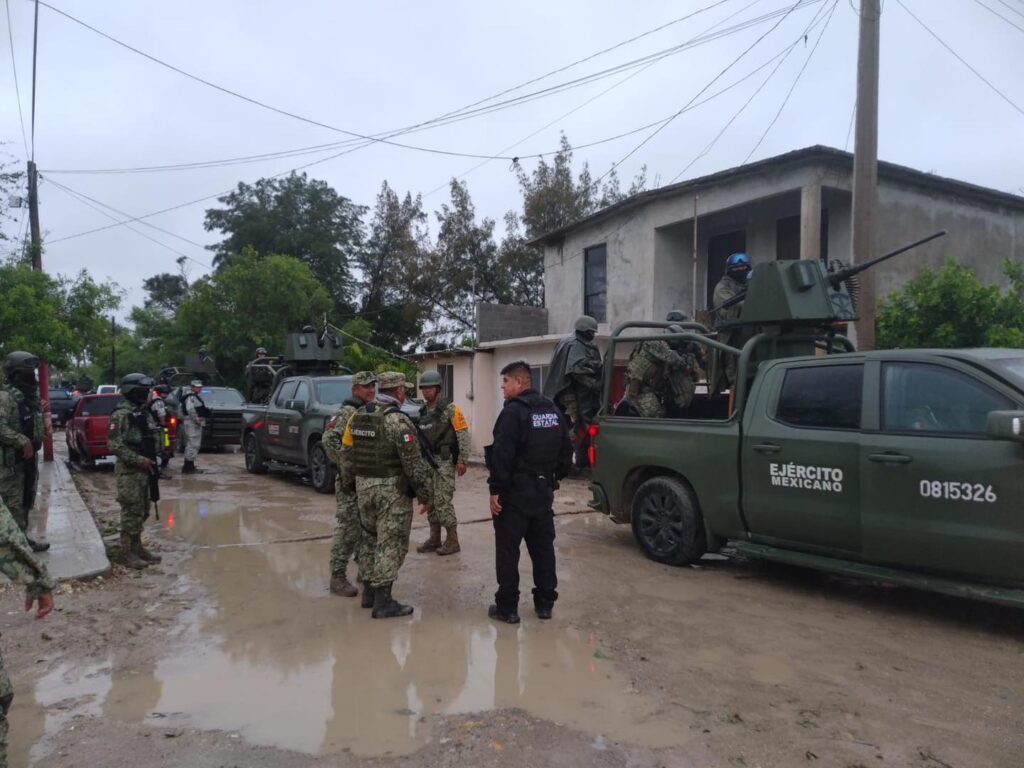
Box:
154 383 171 395
574 315 599 333
726 252 751 274
667 324 685 335
419 371 443 389
2 351 39 386
665 310 688 323
255 346 268 356
120 373 155 404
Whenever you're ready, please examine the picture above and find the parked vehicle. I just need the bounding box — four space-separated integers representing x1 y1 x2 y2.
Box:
241 375 420 493
95 384 118 395
588 232 1024 609
47 388 79 427
167 386 245 451
66 394 123 465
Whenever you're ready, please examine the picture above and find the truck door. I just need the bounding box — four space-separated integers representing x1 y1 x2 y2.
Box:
281 380 312 462
861 360 1024 584
264 380 297 461
742 361 864 556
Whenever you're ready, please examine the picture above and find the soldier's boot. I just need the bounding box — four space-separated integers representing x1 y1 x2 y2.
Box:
416 524 442 553
120 534 148 570
135 535 162 564
27 537 50 552
329 572 358 597
181 460 195 474
360 582 375 609
371 584 414 619
436 526 461 556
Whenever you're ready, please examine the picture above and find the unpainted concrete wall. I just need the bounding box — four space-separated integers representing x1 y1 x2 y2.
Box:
477 303 548 343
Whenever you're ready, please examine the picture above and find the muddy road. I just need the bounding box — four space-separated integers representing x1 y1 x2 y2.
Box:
1 447 1021 767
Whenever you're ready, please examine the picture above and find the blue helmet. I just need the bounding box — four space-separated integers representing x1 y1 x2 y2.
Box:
726 252 750 275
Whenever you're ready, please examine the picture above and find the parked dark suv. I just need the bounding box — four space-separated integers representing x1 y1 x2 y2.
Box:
48 388 79 427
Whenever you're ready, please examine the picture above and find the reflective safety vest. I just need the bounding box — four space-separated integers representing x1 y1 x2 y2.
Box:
349 404 405 478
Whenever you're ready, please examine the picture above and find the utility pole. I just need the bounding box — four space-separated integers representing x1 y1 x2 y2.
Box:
28 163 53 462
110 316 117 383
851 0 881 349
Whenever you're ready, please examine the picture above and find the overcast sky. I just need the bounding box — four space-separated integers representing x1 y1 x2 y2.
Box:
2 0 1022 315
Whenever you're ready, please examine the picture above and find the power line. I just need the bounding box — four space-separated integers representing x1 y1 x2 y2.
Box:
46 177 210 251
4 0 29 158
972 0 1024 34
672 0 835 182
743 0 838 162
844 98 856 150
896 0 1024 118
47 179 210 268
39 1 820 175
593 0 811 189
993 0 1024 20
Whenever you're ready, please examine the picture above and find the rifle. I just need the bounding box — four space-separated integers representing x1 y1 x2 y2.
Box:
17 400 40 511
132 409 161 521
712 230 948 315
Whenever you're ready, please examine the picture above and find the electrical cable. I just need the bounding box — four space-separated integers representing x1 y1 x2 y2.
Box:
29 0 38 161
972 0 1024 34
4 0 29 159
743 0 838 162
895 0 1024 118
670 0 836 182
424 0 768 197
844 98 856 151
47 179 211 268
993 0 1024 19
39 0 822 173
591 0 810 189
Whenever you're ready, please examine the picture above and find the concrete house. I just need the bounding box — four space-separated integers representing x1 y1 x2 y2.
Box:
416 145 1024 456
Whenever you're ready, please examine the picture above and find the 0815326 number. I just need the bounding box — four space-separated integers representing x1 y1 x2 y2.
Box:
919 480 997 503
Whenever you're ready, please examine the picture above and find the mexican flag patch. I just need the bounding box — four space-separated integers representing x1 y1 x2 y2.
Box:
402 433 415 443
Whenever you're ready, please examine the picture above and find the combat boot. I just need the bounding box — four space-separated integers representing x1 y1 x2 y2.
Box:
181 460 195 474
436 526 460 556
360 583 375 609
416 524 442 553
371 584 414 619
330 572 358 597
135 535 162 564
488 604 521 624
120 534 148 570
26 537 50 552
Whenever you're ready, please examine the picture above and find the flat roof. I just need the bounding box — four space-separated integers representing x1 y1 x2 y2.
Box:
528 145 1024 246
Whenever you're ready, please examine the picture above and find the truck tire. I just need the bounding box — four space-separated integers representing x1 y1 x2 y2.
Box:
631 476 707 566
309 440 335 494
244 432 268 475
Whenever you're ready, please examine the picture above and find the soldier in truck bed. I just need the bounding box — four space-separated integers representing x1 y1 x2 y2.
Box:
622 311 703 418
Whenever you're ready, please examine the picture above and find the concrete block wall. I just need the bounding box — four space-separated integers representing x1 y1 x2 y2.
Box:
477 303 548 343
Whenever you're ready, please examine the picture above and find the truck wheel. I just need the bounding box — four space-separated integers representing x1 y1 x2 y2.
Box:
631 476 707 566
309 441 335 494
67 443 80 463
244 432 268 475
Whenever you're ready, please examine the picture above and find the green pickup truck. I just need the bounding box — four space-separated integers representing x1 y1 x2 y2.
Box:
588 244 1024 607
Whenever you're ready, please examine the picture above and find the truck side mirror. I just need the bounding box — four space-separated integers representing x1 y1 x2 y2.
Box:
286 399 307 412
985 411 1024 443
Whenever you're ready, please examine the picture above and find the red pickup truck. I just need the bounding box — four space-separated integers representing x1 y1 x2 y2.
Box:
66 394 178 466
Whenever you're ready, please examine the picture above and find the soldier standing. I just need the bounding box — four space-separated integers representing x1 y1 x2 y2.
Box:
0 494 55 766
543 316 603 467
487 361 573 623
244 347 275 405
148 383 173 475
415 371 471 556
623 312 702 418
322 371 377 597
180 379 207 474
107 373 162 570
0 352 48 551
711 252 751 391
340 372 433 619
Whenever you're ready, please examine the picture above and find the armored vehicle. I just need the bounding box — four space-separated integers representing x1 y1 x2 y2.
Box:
588 232 1024 608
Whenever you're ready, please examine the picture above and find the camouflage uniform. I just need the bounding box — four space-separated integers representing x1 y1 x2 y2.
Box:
180 390 205 462
0 495 55 766
712 274 745 390
0 380 42 532
418 400 471 530
340 389 433 591
323 394 368 578
624 339 701 418
107 401 155 537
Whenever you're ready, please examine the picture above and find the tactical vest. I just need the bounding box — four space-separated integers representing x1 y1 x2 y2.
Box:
349 404 404 478
182 392 209 418
624 343 663 395
419 399 457 460
510 393 564 477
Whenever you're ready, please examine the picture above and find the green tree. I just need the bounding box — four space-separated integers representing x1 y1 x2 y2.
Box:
0 263 75 365
172 246 334 384
58 270 123 373
876 258 1024 349
142 264 189 314
0 151 25 250
357 181 427 350
203 173 366 312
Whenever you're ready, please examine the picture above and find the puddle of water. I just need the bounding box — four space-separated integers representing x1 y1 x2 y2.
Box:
23 496 687 758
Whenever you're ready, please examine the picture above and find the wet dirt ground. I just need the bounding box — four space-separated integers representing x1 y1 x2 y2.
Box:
1 446 1022 767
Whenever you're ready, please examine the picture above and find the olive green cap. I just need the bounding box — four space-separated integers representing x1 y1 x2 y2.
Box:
377 371 408 389
351 371 377 387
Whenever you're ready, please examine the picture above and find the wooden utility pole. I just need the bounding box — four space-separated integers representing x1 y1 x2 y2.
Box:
27 161 53 462
851 0 881 349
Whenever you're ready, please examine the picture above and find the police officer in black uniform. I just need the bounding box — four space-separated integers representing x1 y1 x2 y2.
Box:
486 360 573 624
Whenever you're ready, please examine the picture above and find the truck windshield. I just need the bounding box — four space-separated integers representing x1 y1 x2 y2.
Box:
199 388 244 406
989 357 1024 390
316 380 353 405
